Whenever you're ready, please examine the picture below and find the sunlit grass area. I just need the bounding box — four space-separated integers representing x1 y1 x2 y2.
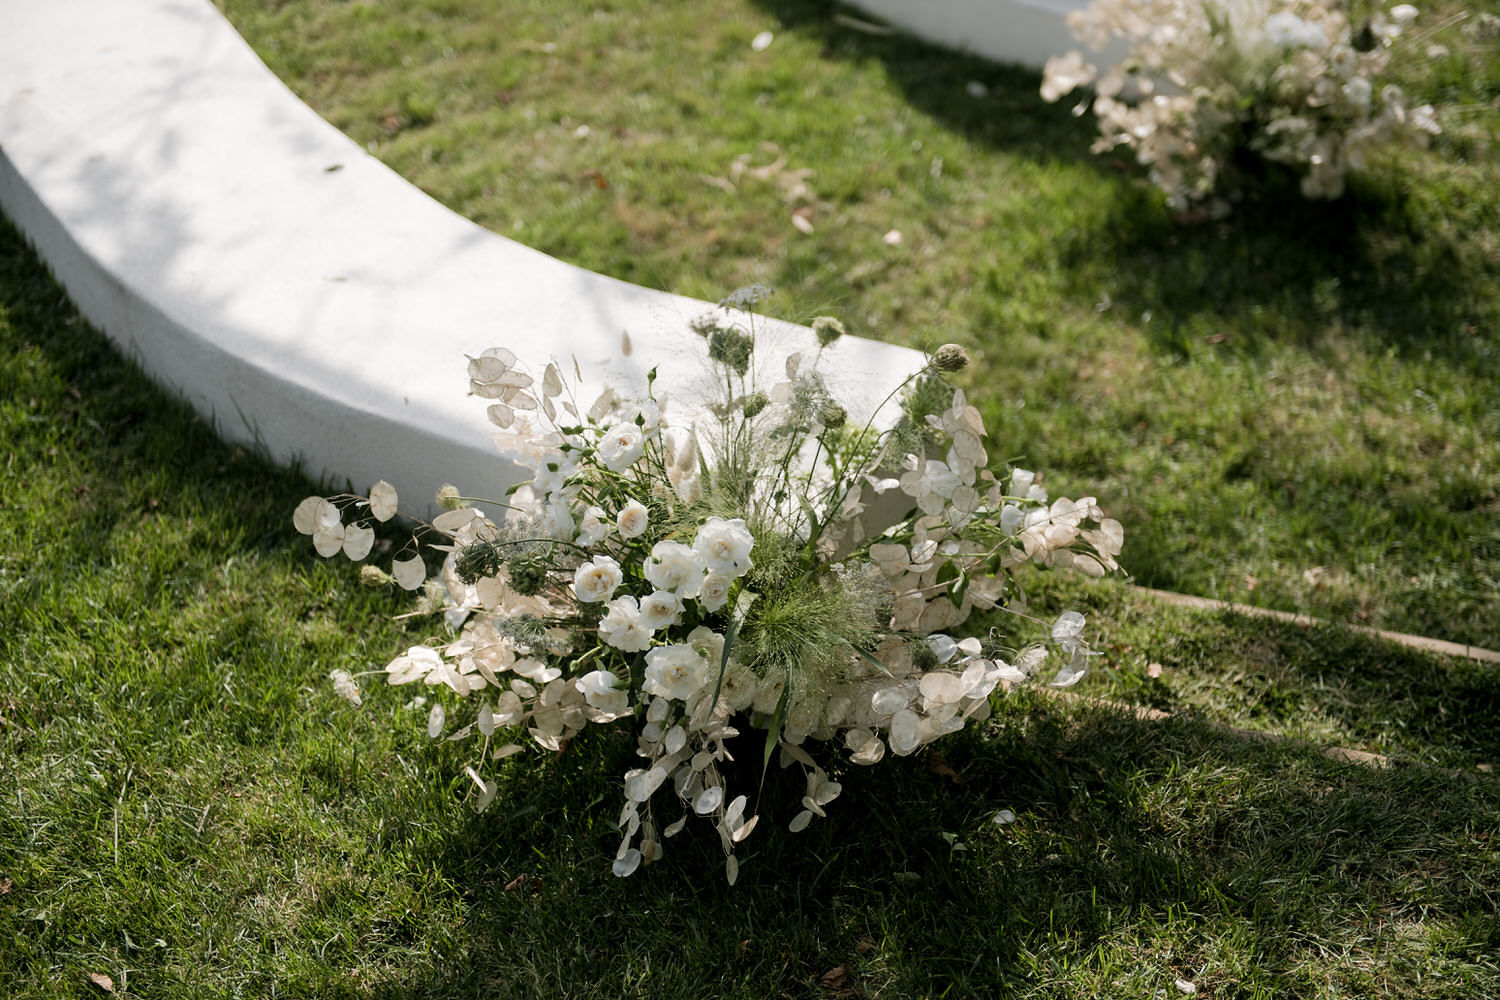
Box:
3 0 1498 995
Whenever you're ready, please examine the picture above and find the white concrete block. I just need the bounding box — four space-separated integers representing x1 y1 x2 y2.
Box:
0 0 926 512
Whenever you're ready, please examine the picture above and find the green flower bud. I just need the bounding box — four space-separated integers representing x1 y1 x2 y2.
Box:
359 564 393 588
819 402 847 428
742 391 770 418
931 343 971 373
435 483 465 510
811 316 846 348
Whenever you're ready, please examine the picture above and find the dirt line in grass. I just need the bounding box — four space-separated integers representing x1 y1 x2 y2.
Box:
1136 587 1500 664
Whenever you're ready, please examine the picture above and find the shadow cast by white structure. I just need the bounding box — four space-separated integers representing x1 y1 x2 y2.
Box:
0 0 925 510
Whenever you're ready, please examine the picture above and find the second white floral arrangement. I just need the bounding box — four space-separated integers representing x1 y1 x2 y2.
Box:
1041 0 1441 211
297 293 1123 883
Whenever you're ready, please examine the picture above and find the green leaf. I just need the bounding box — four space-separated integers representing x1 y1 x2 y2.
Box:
846 639 894 678
762 671 791 771
709 613 740 711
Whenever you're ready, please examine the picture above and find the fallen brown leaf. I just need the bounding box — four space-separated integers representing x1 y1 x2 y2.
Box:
89 972 114 993
820 965 849 990
927 750 961 785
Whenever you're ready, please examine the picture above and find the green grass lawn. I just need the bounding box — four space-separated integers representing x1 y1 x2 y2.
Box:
4 0 1500 995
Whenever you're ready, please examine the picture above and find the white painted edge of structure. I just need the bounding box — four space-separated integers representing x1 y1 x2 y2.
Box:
845 0 1091 70
0 0 926 514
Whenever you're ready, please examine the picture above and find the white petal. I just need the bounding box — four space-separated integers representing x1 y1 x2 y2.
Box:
624 765 669 803
889 709 922 756
724 855 739 886
612 849 642 877
731 815 760 843
1052 611 1087 643
434 507 486 534
393 555 426 591
477 702 495 736
724 794 748 828
493 743 523 760
812 781 842 807
542 362 563 398
368 480 398 522
694 786 724 815
788 809 814 833
341 523 375 561
312 523 345 558
486 404 515 429
920 671 967 707
426 702 446 738
293 496 332 535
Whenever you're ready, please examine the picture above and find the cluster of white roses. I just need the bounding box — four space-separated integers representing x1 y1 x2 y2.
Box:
573 515 754 654
297 318 1123 883
1042 0 1441 210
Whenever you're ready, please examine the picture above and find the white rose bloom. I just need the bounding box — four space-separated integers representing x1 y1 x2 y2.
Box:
576 506 611 547
638 590 683 631
597 422 647 472
598 596 653 653
697 573 732 613
577 669 631 721
685 625 725 665
573 555 624 603
644 540 706 597
693 517 755 578
642 644 709 701
616 498 650 539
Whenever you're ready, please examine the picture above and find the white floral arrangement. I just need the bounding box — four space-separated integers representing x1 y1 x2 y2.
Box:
296 293 1123 883
1041 0 1441 211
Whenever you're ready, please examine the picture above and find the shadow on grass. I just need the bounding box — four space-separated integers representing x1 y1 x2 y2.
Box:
1160 611 1500 764
747 0 1103 169
387 700 1499 998
1060 172 1497 376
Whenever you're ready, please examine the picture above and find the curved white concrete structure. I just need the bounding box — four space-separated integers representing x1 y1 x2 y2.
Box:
848 0 1088 69
0 0 925 512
